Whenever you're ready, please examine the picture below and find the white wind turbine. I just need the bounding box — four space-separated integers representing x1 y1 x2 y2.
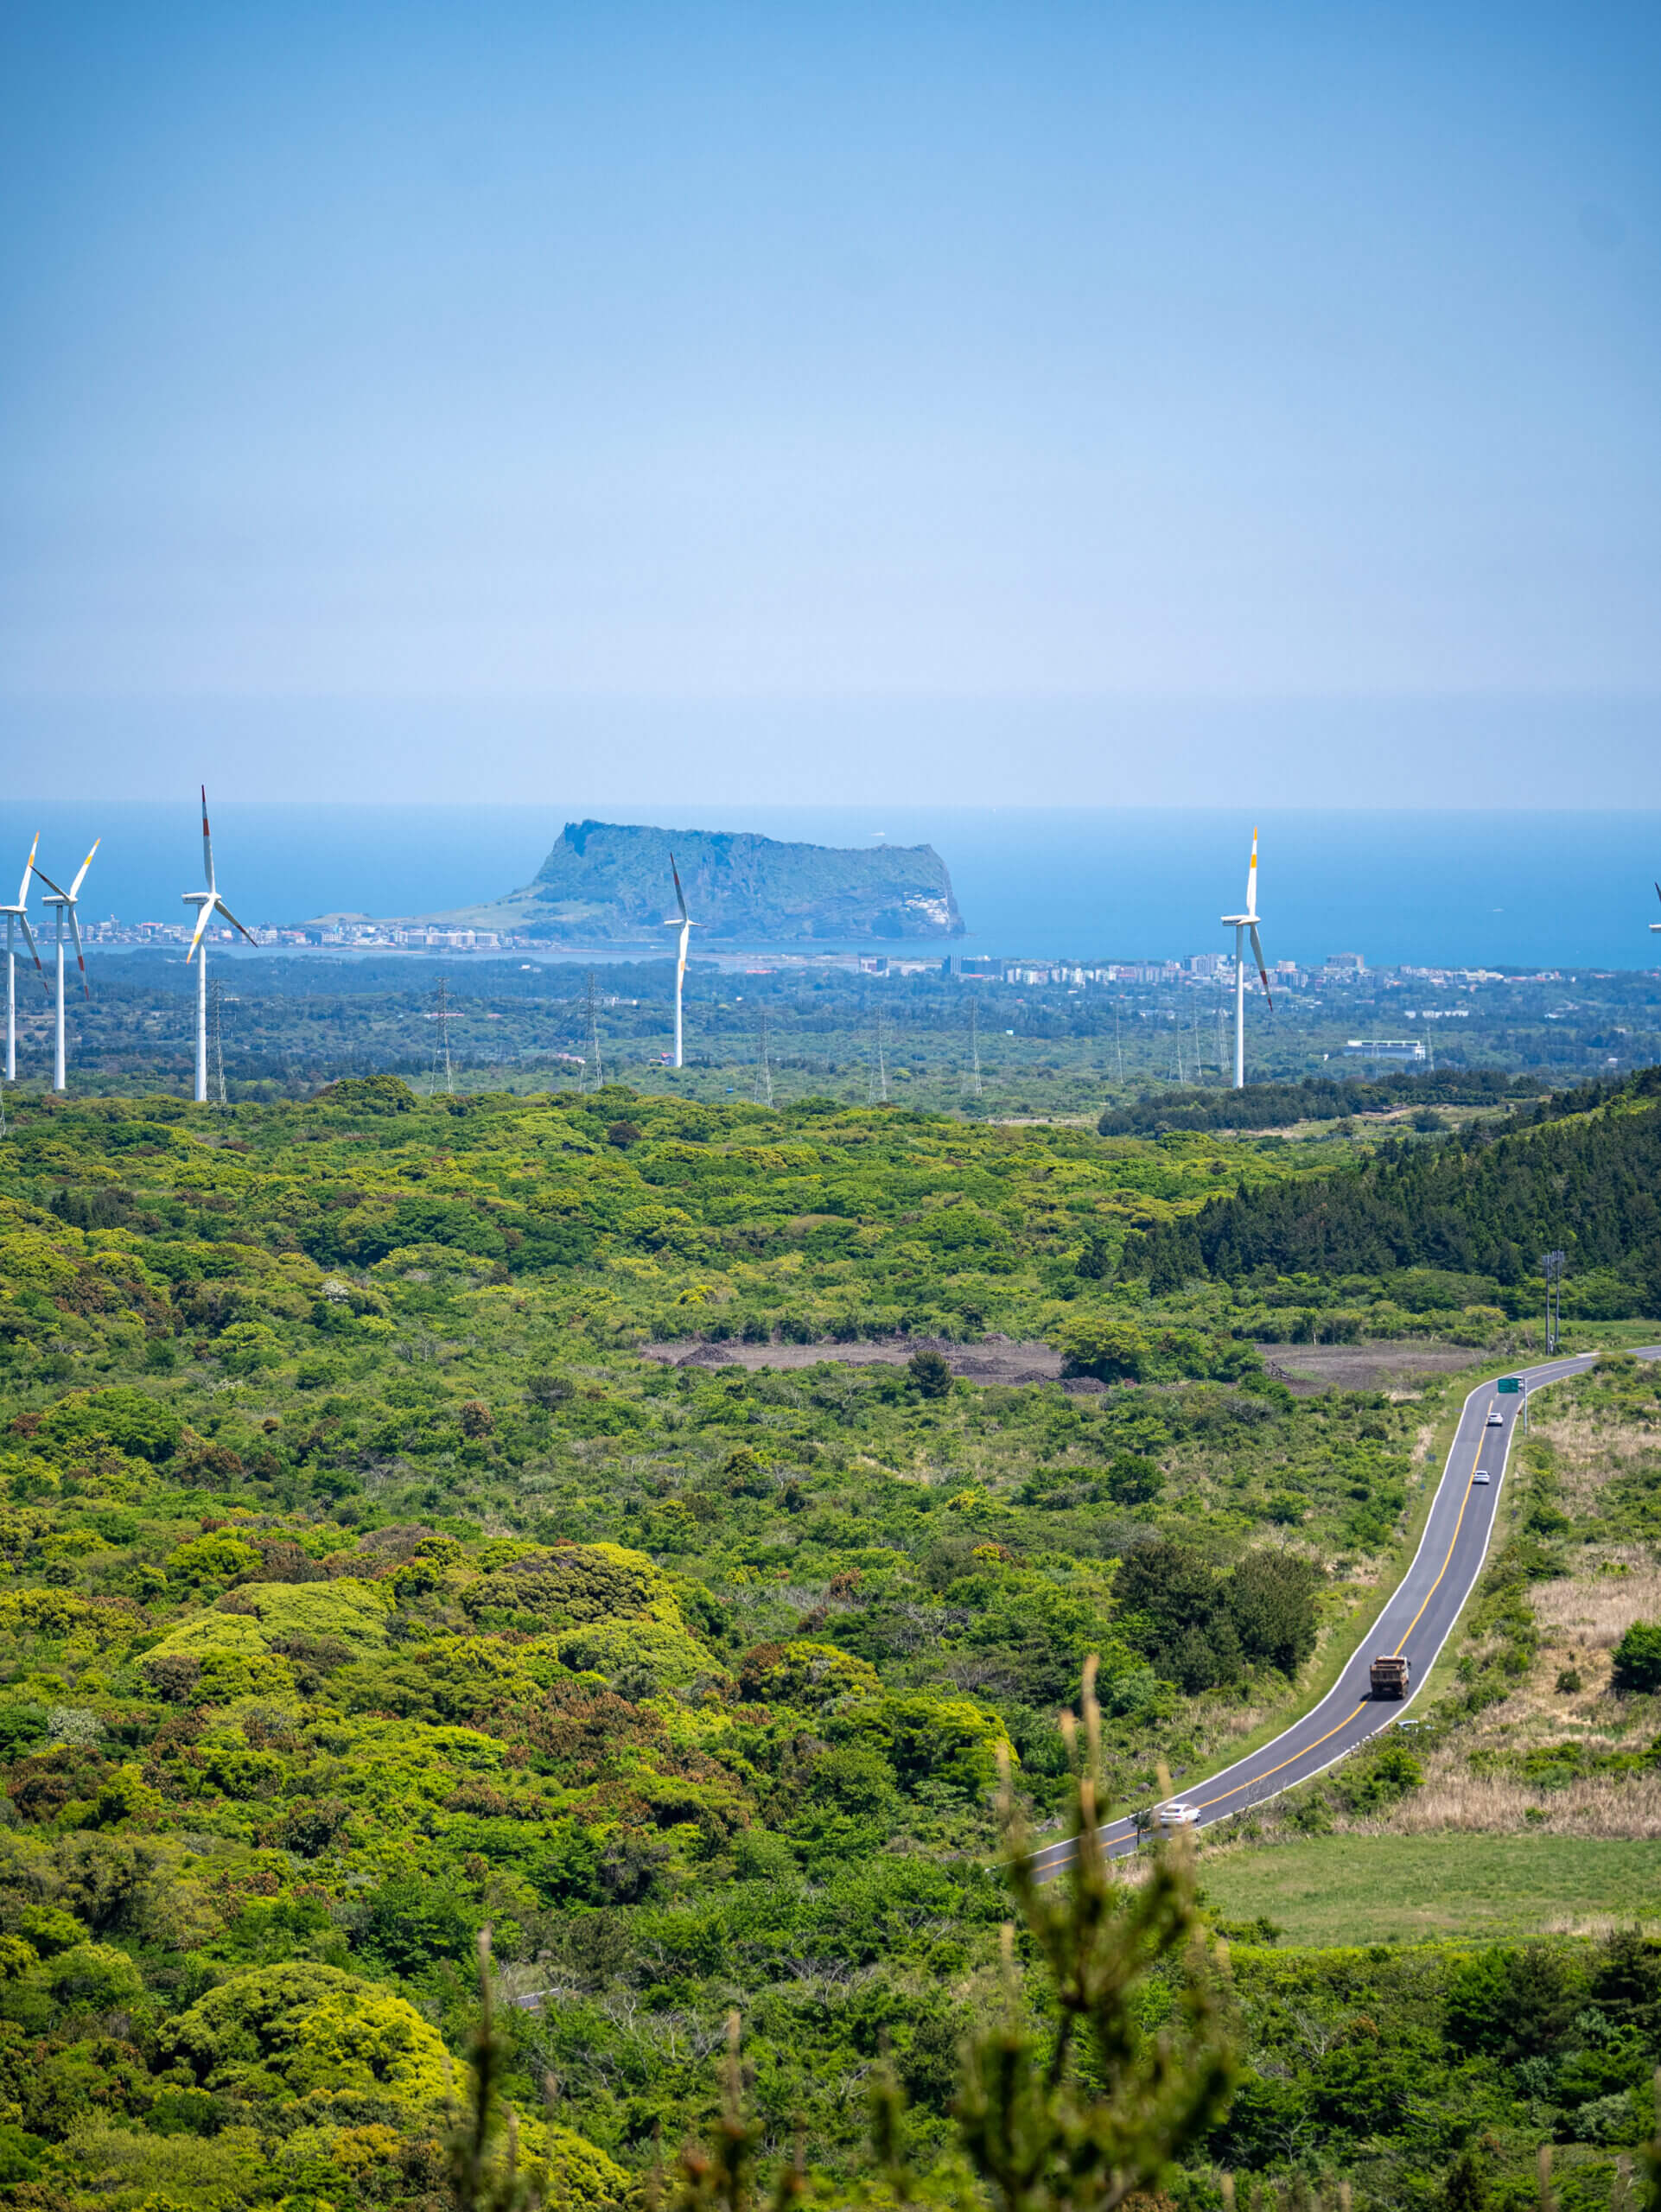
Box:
1 836 48 1083
184 788 257 1103
663 852 698 1071
1651 880 1660 936
32 838 100 1093
1220 826 1273 1090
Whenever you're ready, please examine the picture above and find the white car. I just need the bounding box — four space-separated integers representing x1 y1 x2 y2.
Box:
1486 1411 1504 1427
1472 1470 1491 1485
1155 1801 1200 1829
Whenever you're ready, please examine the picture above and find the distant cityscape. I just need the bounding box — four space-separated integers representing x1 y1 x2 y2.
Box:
73 913 1583 998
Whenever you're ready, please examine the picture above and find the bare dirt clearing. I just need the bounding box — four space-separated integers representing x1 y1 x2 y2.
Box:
640 1332 1066 1383
1256 1339 1484 1393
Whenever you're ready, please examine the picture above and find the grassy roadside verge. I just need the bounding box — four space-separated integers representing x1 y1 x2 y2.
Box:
1194 1832 1661 1943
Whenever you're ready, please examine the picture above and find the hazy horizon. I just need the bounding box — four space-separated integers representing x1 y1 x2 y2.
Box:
8 800 1658 969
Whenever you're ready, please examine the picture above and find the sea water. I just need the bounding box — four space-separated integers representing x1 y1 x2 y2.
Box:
2 802 1658 970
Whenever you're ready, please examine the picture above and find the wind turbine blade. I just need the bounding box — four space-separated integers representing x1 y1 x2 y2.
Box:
69 837 100 899
16 833 38 908
186 901 213 962
16 911 46 988
30 862 70 900
669 852 689 924
201 785 216 891
1245 827 1260 919
1249 923 1273 1011
67 905 90 998
213 895 258 945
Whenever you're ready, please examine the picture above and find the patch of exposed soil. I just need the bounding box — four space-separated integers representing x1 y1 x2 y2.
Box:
1256 1339 1484 1394
640 1332 1067 1385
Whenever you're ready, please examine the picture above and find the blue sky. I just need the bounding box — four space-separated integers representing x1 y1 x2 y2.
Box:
2 2 1658 803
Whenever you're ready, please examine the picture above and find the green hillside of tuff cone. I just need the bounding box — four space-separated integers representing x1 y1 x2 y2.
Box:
0 1071 1658 2208
431 817 964 941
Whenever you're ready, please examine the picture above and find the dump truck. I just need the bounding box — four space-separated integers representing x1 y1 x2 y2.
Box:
1369 1654 1410 1700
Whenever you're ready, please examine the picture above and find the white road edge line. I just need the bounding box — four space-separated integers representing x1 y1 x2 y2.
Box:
1034 1345 1660 1867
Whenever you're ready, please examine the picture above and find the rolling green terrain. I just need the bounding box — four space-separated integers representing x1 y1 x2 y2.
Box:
1 1074 1659 2208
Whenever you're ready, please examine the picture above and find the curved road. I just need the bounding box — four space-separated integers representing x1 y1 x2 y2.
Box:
1033 1345 1661 1879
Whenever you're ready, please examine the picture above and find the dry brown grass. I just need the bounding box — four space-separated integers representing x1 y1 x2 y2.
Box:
1532 1556 1661 1650
1531 1405 1660 1515
1341 1744 1661 1840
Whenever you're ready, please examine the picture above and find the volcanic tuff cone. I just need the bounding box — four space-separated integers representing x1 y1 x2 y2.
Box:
426 819 965 944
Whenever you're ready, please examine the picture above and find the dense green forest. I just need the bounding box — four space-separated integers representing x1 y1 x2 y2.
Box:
0 1077 1658 2209
1129 1069 1661 1313
1095 1069 1543 1135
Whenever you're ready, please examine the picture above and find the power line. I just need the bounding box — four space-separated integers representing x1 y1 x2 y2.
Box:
1542 1249 1567 1355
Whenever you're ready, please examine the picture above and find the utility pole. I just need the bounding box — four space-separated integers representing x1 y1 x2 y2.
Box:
1115 1001 1124 1085
754 1007 773 1107
430 976 454 1096
208 976 227 1109
1542 1249 1566 1356
967 996 983 1098
869 1007 889 1104
583 971 603 1092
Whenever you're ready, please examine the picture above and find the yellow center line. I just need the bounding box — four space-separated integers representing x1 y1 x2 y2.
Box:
1189 1396 1500 1818
1047 1390 1525 1862
1191 1699 1371 1815
1390 1399 1494 1655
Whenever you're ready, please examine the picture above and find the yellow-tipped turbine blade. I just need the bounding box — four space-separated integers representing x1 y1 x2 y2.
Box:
69 836 100 900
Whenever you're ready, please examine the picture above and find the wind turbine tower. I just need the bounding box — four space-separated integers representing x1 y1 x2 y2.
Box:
33 839 99 1093
1 836 47 1083
1219 827 1274 1090
184 790 256 1103
664 854 697 1071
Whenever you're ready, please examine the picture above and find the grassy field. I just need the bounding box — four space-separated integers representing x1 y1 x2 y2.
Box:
1196 1832 1661 1943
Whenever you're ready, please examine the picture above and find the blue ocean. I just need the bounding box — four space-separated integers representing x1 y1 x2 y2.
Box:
2 803 1658 971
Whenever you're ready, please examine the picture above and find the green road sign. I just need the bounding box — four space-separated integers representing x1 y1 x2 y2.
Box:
1497 1376 1522 1393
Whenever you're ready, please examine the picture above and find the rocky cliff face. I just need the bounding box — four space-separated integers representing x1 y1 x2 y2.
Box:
451 821 964 943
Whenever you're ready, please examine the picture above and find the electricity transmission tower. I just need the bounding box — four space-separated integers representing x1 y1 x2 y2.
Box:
429 977 454 1096
207 976 228 1109
1542 1249 1567 1354
868 1007 889 1104
1114 1001 1124 1084
582 972 603 1092
754 1007 773 1106
965 996 983 1098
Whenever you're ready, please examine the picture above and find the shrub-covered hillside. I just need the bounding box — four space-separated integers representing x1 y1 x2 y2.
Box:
0 1077 1655 2208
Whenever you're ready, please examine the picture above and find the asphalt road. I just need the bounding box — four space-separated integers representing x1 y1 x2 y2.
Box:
1031 1345 1661 1880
